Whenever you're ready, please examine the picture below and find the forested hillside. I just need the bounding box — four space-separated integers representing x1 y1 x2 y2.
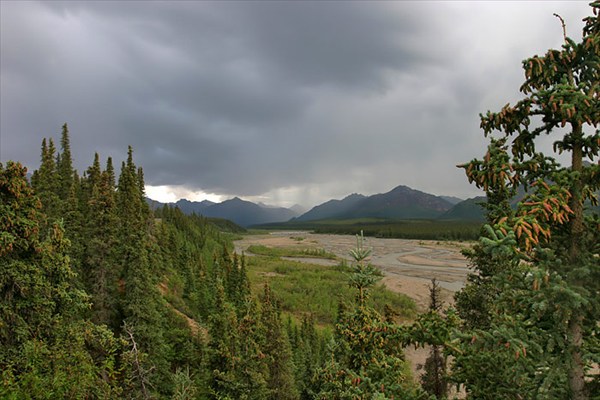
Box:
2 126 272 398
0 126 425 399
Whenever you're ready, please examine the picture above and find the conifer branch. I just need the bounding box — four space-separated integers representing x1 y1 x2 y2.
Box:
554 13 567 43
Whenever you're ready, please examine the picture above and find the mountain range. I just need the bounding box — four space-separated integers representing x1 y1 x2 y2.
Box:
148 184 488 227
296 185 459 221
149 197 300 227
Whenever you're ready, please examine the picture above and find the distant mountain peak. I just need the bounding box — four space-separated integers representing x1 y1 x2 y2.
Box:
297 184 453 221
343 193 365 200
388 185 422 195
391 184 409 190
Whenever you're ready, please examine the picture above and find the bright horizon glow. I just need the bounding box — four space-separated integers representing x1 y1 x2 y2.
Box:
145 185 223 204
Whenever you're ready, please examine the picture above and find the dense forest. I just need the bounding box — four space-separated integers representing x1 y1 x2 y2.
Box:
2 3 600 399
256 219 483 241
0 127 423 399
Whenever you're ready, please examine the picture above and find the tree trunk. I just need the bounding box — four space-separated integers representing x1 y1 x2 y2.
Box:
568 124 586 400
568 314 586 400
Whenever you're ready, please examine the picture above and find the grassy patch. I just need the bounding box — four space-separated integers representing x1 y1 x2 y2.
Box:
246 244 337 260
246 255 416 326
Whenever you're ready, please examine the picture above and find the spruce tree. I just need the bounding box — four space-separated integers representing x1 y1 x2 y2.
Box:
455 139 520 330
0 161 121 398
291 314 325 399
259 283 298 400
31 126 83 276
81 153 120 326
105 156 116 188
115 146 167 395
54 123 80 239
314 232 420 399
208 280 269 399
31 138 61 223
420 279 449 399
56 123 75 201
455 4 600 398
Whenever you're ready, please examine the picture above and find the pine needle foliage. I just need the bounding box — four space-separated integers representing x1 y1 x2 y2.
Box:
455 4 600 398
313 231 422 399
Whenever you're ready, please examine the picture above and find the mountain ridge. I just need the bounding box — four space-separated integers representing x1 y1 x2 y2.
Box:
294 193 367 222
147 184 487 227
147 196 299 227
296 185 455 221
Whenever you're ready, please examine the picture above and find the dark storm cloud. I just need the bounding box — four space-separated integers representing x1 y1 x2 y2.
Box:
0 1 592 206
225 1 431 89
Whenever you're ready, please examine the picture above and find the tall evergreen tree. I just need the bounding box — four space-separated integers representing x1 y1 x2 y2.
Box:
420 279 449 399
81 153 120 326
31 138 60 222
117 147 169 389
455 4 600 398
226 252 251 311
105 156 116 188
0 161 121 398
208 280 269 400
31 126 83 275
294 314 325 399
259 283 298 400
56 123 75 201
455 138 520 330
53 123 80 243
314 232 420 399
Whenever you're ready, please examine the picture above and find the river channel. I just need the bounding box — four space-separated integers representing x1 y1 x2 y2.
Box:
234 231 472 303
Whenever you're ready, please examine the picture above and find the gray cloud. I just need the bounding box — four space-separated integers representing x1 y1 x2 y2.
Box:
0 1 592 207
229 2 430 89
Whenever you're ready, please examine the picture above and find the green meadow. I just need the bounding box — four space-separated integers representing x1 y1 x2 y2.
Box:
245 252 417 326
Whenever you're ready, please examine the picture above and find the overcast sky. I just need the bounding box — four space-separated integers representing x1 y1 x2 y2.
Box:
0 1 592 208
